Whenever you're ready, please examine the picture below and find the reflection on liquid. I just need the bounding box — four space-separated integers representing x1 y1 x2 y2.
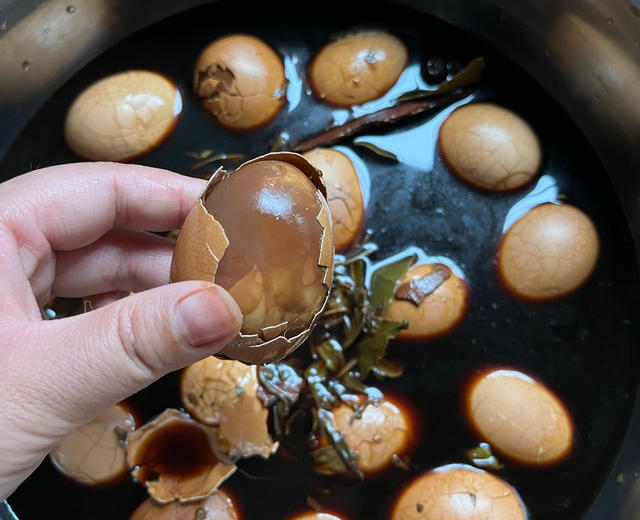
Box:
284 54 303 112
502 175 559 232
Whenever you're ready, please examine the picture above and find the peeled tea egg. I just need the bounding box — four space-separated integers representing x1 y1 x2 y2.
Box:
171 152 334 364
65 70 181 161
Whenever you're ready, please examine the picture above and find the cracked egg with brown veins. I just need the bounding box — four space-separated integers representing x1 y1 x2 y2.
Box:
171 152 334 364
194 34 286 130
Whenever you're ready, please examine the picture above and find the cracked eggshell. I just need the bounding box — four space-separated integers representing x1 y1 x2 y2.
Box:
391 464 527 520
64 70 181 161
171 152 334 365
194 34 286 130
180 357 278 459
130 489 240 520
49 403 136 486
439 103 541 191
465 369 574 466
126 409 236 504
303 148 365 252
497 203 599 300
310 31 408 107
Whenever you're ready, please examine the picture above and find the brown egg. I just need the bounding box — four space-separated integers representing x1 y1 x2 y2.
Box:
383 263 468 340
171 152 334 365
49 403 136 485
497 203 599 300
439 103 541 191
288 512 347 520
64 70 181 161
303 148 365 252
194 34 286 130
310 32 408 107
330 396 411 474
126 409 236 503
466 369 573 466
391 464 527 520
180 357 277 459
130 489 239 520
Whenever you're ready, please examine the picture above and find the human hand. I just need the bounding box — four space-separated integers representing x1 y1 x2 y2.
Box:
0 162 242 500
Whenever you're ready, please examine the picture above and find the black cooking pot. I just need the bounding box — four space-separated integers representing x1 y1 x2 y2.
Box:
0 1 639 518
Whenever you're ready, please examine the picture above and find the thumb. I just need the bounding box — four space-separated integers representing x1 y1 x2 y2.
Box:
13 281 242 431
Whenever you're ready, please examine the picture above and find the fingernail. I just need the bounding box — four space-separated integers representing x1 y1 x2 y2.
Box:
175 286 241 348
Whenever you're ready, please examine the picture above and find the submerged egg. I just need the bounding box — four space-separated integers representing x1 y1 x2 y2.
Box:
391 464 527 520
171 152 334 364
194 34 286 130
303 148 365 251
50 403 136 485
439 103 541 191
126 409 236 503
288 513 347 520
310 31 408 107
466 369 573 466
330 396 412 474
64 70 181 161
498 203 599 300
383 263 468 340
130 489 239 520
180 357 277 459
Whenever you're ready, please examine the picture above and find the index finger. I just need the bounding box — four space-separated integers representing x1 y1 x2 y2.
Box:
0 162 205 251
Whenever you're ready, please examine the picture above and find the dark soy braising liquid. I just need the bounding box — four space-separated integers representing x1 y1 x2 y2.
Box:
2 1 639 519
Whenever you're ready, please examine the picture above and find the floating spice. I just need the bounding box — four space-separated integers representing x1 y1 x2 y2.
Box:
395 266 451 306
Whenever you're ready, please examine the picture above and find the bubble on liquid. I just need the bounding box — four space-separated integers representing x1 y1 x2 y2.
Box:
66 5 76 13
22 60 31 71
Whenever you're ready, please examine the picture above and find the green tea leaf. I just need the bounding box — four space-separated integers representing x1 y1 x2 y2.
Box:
316 339 345 373
371 358 404 379
356 318 407 379
465 442 504 470
342 258 367 348
313 409 363 478
396 56 485 102
353 141 398 161
369 254 417 312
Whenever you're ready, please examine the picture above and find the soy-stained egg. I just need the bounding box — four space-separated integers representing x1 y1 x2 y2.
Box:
391 464 527 520
171 152 334 364
180 357 277 459
465 369 573 466
50 403 136 485
310 31 408 107
130 489 239 520
194 34 286 130
330 396 412 474
383 263 468 340
439 103 541 191
303 148 365 252
498 203 599 300
64 70 181 161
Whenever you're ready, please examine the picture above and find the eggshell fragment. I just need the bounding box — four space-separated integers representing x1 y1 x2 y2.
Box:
64 70 181 161
391 464 527 520
180 357 278 459
130 489 239 520
126 409 236 503
49 403 136 486
466 369 574 466
383 263 468 340
330 396 411 474
303 148 365 252
310 32 408 107
439 103 541 191
171 152 335 365
497 203 599 300
194 34 286 130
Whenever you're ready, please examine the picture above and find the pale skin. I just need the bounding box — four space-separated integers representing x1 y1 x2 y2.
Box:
0 162 243 501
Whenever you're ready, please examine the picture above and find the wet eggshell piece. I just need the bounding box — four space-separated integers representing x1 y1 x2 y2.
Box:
50 403 136 485
331 397 411 474
439 103 541 191
391 464 527 520
126 409 236 503
130 489 239 520
383 264 468 340
466 369 573 466
171 153 334 365
194 34 286 130
65 70 181 161
498 203 599 300
310 32 408 107
303 148 365 252
180 357 277 459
